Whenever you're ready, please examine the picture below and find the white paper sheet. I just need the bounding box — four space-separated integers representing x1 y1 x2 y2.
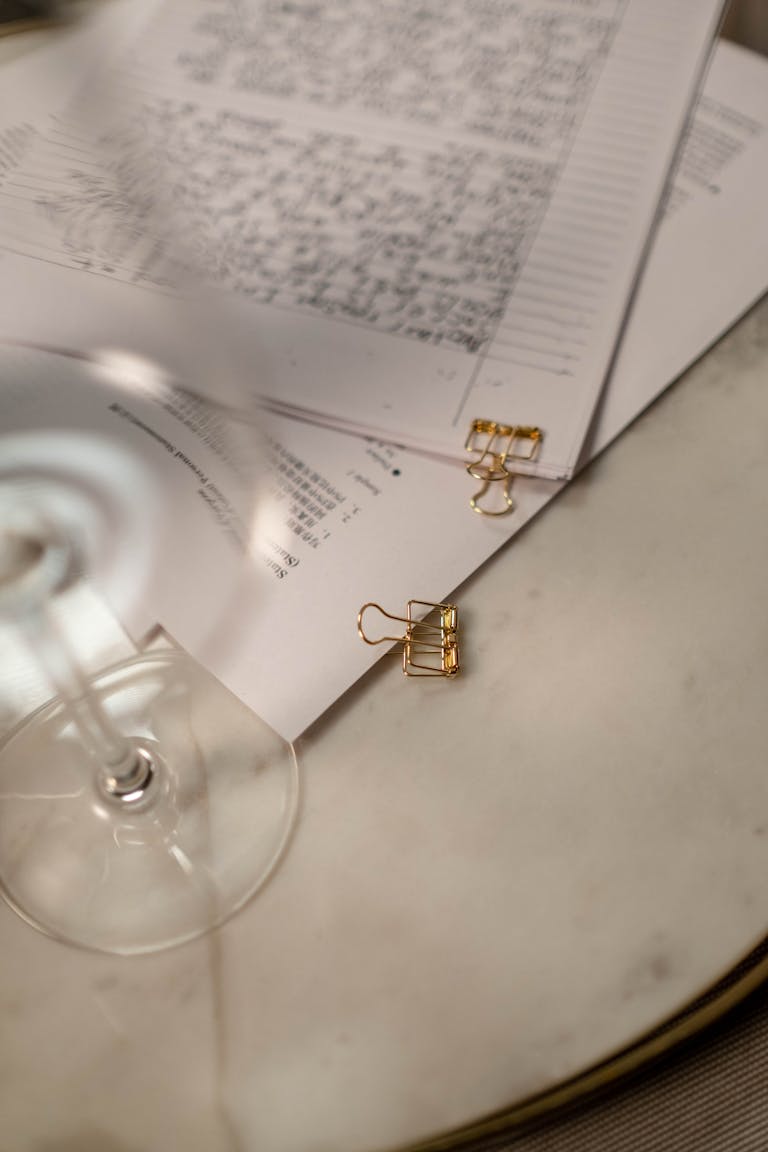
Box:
209 38 768 741
0 0 726 478
1 36 766 742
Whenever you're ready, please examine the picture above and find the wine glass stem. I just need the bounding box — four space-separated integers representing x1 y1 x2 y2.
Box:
23 603 146 793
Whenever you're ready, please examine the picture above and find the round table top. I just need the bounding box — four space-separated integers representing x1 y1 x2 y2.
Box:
2 9 768 1151
1 294 766 1152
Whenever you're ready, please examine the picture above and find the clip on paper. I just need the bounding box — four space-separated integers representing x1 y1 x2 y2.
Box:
464 419 543 516
357 600 459 677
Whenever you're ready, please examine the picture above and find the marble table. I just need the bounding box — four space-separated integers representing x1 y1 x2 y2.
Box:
2 6 768 1148
0 288 767 1152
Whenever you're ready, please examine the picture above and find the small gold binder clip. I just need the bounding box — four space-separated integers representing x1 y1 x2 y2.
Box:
357 600 459 677
464 419 543 516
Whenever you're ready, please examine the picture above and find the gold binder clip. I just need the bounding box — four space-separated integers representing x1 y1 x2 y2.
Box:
357 600 459 677
464 419 543 516
465 419 543 518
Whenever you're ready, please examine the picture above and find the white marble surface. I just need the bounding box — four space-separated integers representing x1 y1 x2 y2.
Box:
0 292 766 1152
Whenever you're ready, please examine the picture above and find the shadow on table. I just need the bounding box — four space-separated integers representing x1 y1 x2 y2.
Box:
722 0 768 56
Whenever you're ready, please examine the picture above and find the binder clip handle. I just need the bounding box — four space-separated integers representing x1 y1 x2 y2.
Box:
466 458 511 483
357 602 407 647
467 469 515 516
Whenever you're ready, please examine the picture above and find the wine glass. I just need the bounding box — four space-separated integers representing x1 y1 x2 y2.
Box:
0 339 300 955
0 40 300 954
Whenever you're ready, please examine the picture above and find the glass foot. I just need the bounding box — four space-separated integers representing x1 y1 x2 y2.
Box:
0 650 299 954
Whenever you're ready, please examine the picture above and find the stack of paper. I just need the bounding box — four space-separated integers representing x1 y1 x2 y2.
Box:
0 1 767 741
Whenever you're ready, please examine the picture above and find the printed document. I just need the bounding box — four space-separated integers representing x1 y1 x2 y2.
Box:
0 0 726 477
0 24 766 741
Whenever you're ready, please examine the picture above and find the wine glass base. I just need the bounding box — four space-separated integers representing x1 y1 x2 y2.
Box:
0 650 299 954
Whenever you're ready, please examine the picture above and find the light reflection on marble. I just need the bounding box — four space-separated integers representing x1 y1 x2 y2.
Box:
1 299 767 1150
